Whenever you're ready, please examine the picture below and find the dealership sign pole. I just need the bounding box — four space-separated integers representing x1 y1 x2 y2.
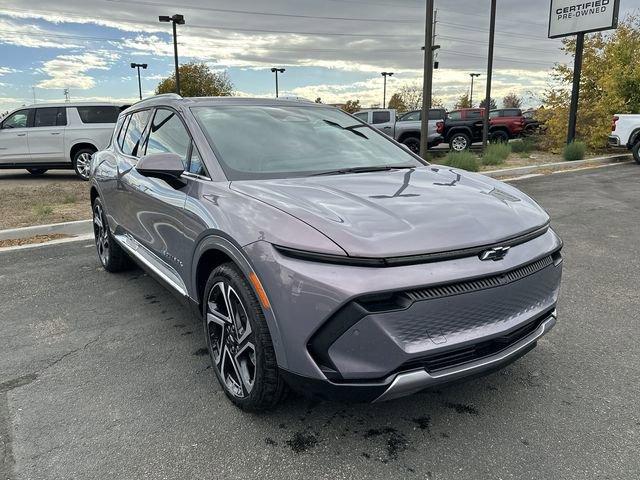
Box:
548 0 620 144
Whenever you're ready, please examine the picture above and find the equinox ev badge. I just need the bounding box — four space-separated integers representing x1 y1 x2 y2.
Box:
479 246 511 261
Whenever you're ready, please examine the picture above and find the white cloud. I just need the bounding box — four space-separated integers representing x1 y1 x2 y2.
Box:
0 18 80 49
37 51 119 89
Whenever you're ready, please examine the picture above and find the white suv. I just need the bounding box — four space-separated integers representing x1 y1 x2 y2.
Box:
0 102 129 179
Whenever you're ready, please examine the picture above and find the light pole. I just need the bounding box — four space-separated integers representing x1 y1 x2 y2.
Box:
270 68 285 98
381 72 393 108
131 63 148 100
419 0 435 159
159 14 185 96
469 73 480 107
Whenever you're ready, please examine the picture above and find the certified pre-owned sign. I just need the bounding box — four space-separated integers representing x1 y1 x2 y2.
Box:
549 0 620 38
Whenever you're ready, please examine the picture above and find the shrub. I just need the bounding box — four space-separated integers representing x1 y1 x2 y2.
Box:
563 141 587 161
482 143 511 166
63 193 77 204
443 151 479 172
33 204 53 218
511 137 538 153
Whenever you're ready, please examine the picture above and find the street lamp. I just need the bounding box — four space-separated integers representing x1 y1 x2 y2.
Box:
270 68 285 98
469 73 481 107
381 72 394 108
130 63 148 100
159 14 185 96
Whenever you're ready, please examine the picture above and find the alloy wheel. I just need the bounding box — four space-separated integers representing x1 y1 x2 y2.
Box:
76 152 92 179
93 203 109 266
451 135 468 151
206 281 256 398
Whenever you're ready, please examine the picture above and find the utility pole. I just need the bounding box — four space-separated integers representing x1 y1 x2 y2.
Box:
271 68 285 97
482 0 497 149
566 32 584 144
63 88 70 102
159 14 185 95
469 73 481 107
32 87 36 104
419 0 435 159
131 63 148 100
381 72 393 108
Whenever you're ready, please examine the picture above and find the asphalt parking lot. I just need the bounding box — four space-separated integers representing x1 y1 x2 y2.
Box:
1 164 639 480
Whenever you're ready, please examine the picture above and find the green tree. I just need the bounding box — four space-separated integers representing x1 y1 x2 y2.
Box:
479 97 498 110
455 92 472 109
341 100 361 114
387 93 408 112
397 84 423 110
502 92 522 109
540 15 640 150
156 62 234 97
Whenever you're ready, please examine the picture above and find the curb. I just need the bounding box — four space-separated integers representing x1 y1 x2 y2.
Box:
483 153 632 179
0 219 92 241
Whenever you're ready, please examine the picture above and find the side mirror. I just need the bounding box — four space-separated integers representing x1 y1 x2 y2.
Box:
135 153 184 182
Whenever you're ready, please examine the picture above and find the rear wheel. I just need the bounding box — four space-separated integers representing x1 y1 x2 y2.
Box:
26 168 48 176
449 132 470 152
632 141 640 165
401 136 421 154
73 148 95 181
92 197 131 272
203 263 286 411
490 130 509 143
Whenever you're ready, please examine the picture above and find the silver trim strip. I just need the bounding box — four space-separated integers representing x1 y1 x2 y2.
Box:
113 233 188 297
373 311 557 403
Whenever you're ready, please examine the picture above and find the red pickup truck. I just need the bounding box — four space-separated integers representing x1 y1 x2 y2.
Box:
447 108 526 144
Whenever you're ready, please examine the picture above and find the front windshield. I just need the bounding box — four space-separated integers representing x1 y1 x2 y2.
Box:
192 105 424 180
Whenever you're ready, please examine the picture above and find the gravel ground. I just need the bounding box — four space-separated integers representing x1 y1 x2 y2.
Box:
0 164 639 480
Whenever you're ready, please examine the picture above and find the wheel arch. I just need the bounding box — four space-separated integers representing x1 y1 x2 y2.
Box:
191 234 288 369
629 128 640 147
397 130 420 143
445 127 472 141
69 142 97 162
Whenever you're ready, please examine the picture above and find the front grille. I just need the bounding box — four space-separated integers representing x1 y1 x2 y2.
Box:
405 255 554 303
399 311 549 373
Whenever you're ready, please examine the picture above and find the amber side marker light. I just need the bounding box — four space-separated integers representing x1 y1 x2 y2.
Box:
249 272 271 310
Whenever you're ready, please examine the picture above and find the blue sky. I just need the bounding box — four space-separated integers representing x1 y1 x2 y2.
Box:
0 0 637 113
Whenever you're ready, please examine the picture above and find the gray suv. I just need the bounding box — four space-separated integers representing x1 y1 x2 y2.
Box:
90 94 563 411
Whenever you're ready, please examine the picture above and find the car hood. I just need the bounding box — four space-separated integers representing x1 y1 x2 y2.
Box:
230 166 549 257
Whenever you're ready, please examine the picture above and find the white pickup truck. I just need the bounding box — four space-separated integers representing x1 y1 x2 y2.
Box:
0 102 129 179
609 114 640 164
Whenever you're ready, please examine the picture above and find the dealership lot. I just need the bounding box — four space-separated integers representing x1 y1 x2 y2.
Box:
1 165 639 479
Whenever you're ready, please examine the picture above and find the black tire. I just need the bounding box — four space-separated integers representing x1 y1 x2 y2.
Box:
490 130 509 143
92 197 131 272
401 136 421 154
632 141 640 165
449 132 471 152
72 147 95 181
26 168 48 176
202 263 287 411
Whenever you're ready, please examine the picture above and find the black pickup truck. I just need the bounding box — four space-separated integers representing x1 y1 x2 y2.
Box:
443 109 484 151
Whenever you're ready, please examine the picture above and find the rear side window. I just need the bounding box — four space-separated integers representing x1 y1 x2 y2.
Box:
34 107 67 127
121 110 150 157
146 109 191 168
503 109 522 117
353 112 368 122
372 111 391 124
76 106 121 124
400 111 420 122
448 111 462 121
466 110 483 119
489 110 501 119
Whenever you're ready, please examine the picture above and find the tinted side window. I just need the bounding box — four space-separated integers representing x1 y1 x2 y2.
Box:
117 115 131 149
146 109 191 167
372 111 391 124
400 111 420 122
189 145 206 176
504 109 521 117
77 106 120 124
489 110 501 119
2 109 29 129
467 110 483 119
428 110 444 120
121 110 150 157
34 108 66 127
448 111 462 121
353 112 368 122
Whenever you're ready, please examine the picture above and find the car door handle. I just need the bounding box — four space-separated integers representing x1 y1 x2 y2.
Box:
50 132 61 135
17 133 26 137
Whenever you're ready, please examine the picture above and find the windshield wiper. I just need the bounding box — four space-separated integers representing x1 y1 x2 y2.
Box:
311 165 416 176
323 120 369 139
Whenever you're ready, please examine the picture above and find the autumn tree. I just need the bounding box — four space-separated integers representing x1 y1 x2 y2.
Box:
539 14 640 150
502 92 522 109
315 97 323 104
156 62 234 97
387 93 408 112
396 84 423 110
341 100 361 114
479 97 498 110
455 92 472 109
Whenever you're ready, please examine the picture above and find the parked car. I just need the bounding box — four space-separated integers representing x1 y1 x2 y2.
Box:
609 114 640 164
522 109 545 136
90 94 563 411
0 102 129 179
445 108 525 150
353 108 444 152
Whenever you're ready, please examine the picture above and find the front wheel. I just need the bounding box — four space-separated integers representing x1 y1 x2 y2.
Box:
449 133 471 152
401 136 421 154
27 168 48 176
73 148 95 181
203 263 287 411
632 141 640 165
490 130 509 143
92 197 131 272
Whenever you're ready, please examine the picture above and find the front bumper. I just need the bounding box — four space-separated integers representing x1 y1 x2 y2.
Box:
244 229 563 399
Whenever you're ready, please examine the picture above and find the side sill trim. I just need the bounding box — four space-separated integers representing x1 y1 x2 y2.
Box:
113 233 188 297
373 310 557 403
